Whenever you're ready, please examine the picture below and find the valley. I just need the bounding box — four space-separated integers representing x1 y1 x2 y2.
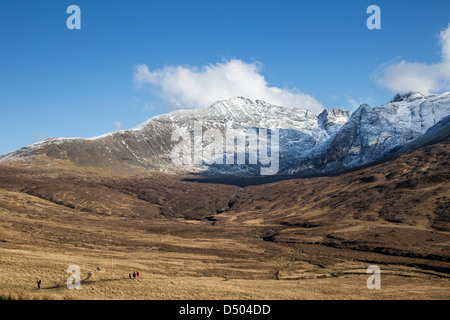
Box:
0 141 448 300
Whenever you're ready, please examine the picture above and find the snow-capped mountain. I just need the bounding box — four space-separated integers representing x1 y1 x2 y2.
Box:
1 92 449 175
289 92 450 174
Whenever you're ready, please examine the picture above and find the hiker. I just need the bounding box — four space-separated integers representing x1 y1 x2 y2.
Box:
129 273 132 279
36 278 41 290
133 271 136 279
137 271 140 278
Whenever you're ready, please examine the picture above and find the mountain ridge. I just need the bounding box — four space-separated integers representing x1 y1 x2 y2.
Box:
1 92 449 176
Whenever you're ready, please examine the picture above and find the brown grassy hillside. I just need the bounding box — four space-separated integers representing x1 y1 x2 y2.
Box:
0 143 448 299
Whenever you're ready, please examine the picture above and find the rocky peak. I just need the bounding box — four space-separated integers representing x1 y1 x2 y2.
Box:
391 92 424 103
318 108 352 136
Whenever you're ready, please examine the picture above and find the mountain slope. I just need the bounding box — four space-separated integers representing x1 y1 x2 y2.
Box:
289 92 450 174
0 97 350 174
1 92 449 175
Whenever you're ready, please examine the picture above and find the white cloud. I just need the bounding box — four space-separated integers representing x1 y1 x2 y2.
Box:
134 59 324 114
114 121 122 130
377 24 450 95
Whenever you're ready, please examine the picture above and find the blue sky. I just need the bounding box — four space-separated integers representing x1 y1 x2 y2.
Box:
1 0 450 154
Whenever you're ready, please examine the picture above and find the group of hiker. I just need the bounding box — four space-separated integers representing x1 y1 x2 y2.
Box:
34 270 142 290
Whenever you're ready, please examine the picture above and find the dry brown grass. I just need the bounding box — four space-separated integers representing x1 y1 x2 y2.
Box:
0 143 449 300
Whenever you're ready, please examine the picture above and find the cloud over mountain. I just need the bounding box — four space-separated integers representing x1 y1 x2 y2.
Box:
377 23 450 94
134 59 324 114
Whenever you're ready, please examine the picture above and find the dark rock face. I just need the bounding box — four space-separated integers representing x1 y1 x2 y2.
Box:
290 93 450 174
